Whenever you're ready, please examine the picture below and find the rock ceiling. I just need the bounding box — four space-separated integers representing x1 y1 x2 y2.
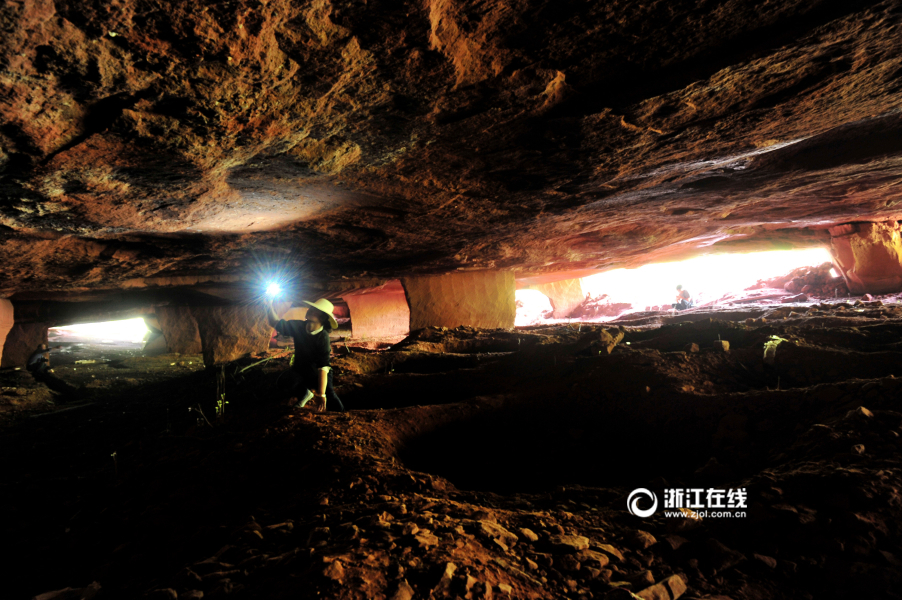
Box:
2 0 902 296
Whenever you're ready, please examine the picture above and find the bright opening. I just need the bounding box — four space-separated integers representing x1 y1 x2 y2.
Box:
265 282 282 297
581 247 834 315
515 289 554 326
49 317 150 345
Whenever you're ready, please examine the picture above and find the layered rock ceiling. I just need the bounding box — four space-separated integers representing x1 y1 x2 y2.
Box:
2 0 902 296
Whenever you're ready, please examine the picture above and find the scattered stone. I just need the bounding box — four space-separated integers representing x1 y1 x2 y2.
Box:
518 527 539 542
634 574 688 600
781 293 809 303
752 553 777 569
548 534 590 552
705 539 746 572
852 444 866 455
624 570 655 587
497 583 513 595
580 549 611 568
846 406 874 419
33 582 102 600
604 589 644 600
623 530 657 550
431 562 456 596
414 530 439 548
596 543 625 562
661 535 688 551
712 339 729 352
863 294 875 301
684 343 699 353
476 520 519 548
323 559 345 580
389 580 415 600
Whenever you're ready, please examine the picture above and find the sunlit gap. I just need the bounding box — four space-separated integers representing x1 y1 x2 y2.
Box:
49 318 150 344
515 248 834 326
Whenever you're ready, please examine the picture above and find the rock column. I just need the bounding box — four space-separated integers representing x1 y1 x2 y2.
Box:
401 271 515 330
529 278 586 319
344 291 410 339
830 222 902 294
156 304 271 365
0 322 49 368
0 300 13 367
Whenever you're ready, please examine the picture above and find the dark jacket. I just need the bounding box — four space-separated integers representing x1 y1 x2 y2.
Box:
275 320 331 372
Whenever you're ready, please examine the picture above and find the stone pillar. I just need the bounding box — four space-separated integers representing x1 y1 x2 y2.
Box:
156 306 203 354
156 305 271 365
344 291 410 339
401 271 515 330
529 278 586 319
830 222 902 294
0 322 49 368
0 300 13 367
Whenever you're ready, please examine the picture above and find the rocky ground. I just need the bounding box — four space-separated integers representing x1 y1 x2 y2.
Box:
3 299 902 599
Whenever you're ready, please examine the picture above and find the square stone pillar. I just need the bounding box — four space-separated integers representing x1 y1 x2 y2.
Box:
402 271 515 330
0 322 49 368
344 291 410 339
156 304 271 365
0 300 13 367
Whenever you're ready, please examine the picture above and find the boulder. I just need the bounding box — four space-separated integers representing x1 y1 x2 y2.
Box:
0 321 48 368
634 574 688 600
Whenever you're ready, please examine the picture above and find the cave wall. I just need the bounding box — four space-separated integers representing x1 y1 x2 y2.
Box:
529 278 586 319
344 291 410 339
0 300 13 367
402 271 515 330
830 222 902 294
156 305 270 365
0 322 49 368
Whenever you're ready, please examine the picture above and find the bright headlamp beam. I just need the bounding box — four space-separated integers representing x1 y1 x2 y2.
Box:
265 283 281 297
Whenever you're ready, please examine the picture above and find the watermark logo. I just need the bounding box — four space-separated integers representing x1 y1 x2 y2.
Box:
627 487 748 519
627 488 658 518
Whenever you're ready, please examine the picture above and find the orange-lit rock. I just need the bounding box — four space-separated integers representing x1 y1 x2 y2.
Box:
0 322 49 368
402 271 515 330
344 291 410 339
0 300 13 367
529 279 585 319
156 307 203 355
830 222 902 294
156 305 269 365
193 305 271 366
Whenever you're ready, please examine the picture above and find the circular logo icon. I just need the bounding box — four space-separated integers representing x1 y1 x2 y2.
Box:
627 488 658 518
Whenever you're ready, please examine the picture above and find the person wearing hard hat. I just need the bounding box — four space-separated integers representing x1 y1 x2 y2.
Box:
266 298 345 412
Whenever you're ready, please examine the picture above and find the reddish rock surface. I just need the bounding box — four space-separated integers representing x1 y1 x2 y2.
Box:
344 289 410 340
0 322 49 368
403 271 515 330
830 222 902 294
0 300 13 364
2 1 902 295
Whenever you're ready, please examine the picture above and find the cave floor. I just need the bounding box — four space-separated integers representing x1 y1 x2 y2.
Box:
3 299 902 599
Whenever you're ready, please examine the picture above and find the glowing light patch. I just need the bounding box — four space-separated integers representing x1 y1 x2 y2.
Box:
266 283 282 297
50 317 150 343
515 289 554 326
581 248 833 312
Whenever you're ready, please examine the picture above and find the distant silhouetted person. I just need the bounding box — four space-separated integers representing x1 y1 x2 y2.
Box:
26 343 61 375
672 285 693 310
